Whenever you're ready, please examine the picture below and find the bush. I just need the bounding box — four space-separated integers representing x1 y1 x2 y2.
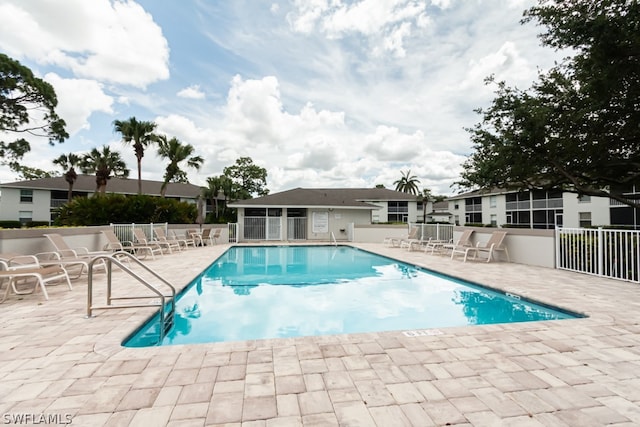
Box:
25 221 50 228
54 194 197 226
0 220 22 229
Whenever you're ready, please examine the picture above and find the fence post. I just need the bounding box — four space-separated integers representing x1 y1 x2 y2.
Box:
597 227 604 277
555 226 560 269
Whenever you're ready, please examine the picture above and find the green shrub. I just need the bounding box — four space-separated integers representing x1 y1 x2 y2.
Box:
54 194 197 226
0 220 22 229
25 221 50 228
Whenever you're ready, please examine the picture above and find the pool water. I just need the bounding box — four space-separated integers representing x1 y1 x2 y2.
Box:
124 245 580 347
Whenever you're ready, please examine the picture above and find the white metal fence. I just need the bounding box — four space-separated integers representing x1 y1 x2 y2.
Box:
111 222 168 243
228 223 238 243
556 227 640 283
287 217 307 240
410 223 455 243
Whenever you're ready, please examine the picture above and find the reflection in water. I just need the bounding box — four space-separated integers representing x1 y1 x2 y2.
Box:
124 246 578 347
452 290 560 324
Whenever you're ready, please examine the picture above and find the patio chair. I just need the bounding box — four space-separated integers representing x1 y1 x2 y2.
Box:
438 229 475 255
169 230 196 249
44 233 111 258
385 226 419 248
39 235 113 279
187 228 203 246
153 227 184 252
0 255 72 302
451 230 510 263
201 228 221 245
132 228 173 255
101 229 161 260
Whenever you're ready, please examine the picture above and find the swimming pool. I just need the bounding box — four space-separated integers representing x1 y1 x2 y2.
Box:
124 245 580 347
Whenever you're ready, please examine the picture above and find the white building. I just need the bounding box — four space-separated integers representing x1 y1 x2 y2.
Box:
0 175 204 224
228 187 428 241
447 187 639 229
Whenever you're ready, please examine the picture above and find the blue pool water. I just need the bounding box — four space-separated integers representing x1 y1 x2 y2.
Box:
124 246 580 347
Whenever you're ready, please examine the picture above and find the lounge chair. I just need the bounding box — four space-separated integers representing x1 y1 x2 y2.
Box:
169 230 196 249
153 227 184 252
44 233 111 258
385 226 419 248
0 255 72 302
187 228 203 246
101 229 161 260
132 228 173 254
201 228 220 245
38 235 113 278
451 230 510 262
437 229 475 255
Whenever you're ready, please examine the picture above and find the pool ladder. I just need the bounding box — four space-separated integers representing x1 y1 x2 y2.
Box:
86 252 176 342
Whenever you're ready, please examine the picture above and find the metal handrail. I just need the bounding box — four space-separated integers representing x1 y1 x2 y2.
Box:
86 251 177 340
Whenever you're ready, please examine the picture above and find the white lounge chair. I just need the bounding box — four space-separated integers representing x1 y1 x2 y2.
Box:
451 230 510 262
438 229 475 255
101 229 161 260
133 228 173 255
153 227 184 252
0 255 72 302
169 230 197 249
44 233 111 258
384 226 419 248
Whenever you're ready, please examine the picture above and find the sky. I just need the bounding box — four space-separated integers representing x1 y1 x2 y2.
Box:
0 0 565 196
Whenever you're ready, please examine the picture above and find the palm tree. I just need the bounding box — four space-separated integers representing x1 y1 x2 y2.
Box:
421 187 433 223
204 176 223 220
156 135 204 197
80 145 129 194
393 169 421 195
52 152 81 202
113 117 157 194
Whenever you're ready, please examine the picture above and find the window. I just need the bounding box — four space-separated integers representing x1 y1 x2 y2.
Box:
387 201 408 222
490 195 497 208
490 214 497 226
18 210 32 224
579 212 592 228
454 203 459 210
578 195 591 203
20 189 33 203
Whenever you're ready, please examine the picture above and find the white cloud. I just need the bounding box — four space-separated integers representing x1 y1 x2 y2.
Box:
287 0 426 57
152 74 466 195
177 85 206 100
0 0 169 88
44 73 114 135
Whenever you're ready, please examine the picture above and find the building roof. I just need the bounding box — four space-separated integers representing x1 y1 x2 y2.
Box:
0 175 203 198
228 187 419 209
447 187 510 200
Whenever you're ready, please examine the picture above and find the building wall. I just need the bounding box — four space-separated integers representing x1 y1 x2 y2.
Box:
0 187 53 223
449 190 621 229
308 209 370 241
562 193 611 227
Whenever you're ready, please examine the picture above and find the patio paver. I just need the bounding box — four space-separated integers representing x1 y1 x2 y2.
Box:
0 242 639 426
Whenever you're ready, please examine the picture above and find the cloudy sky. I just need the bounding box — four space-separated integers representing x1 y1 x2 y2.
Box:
0 0 564 196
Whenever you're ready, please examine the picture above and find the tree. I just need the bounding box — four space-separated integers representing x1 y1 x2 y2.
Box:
204 175 224 220
156 135 204 197
80 146 129 194
223 157 269 199
113 117 157 194
204 175 235 222
459 0 640 207
393 169 420 195
14 165 53 180
421 187 433 223
0 53 68 173
53 153 81 202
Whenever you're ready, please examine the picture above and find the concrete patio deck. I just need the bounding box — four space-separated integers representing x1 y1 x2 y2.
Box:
1 243 639 426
